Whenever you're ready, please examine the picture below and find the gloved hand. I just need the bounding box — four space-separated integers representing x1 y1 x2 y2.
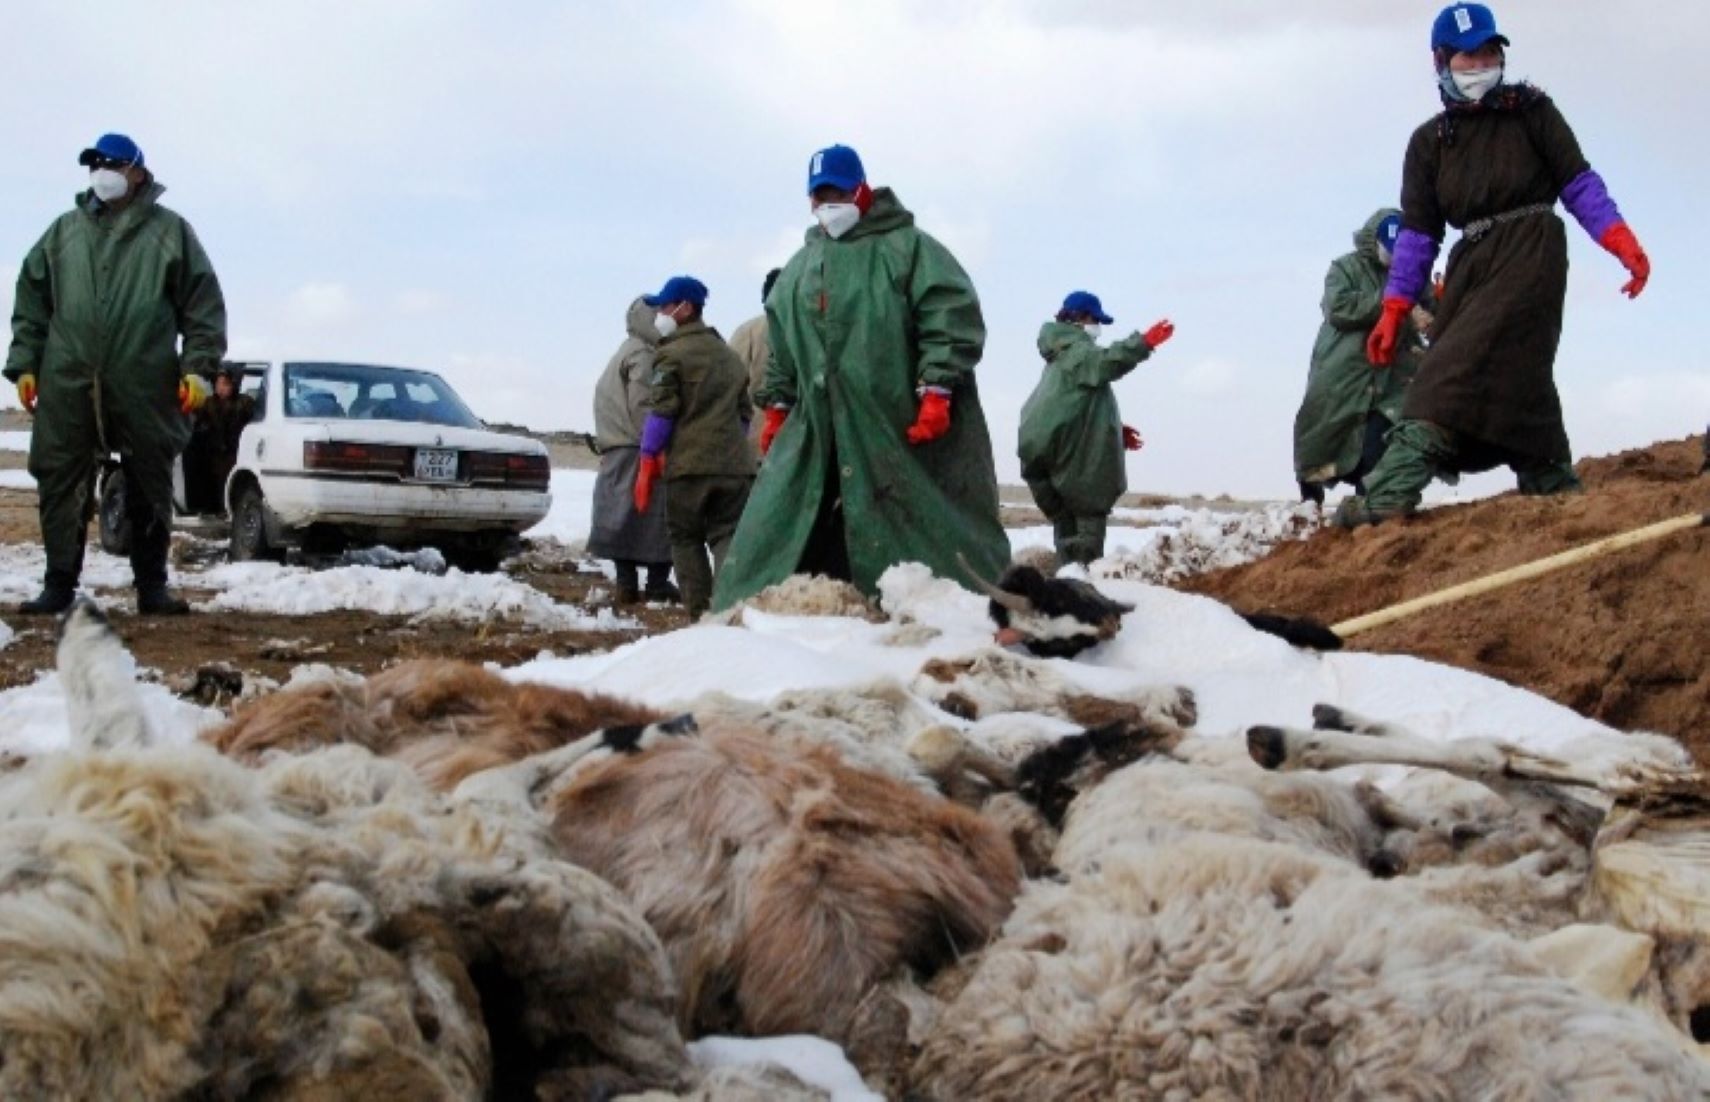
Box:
759 406 789 456
179 374 209 414
634 453 665 513
1599 222 1650 299
1142 319 1175 349
1122 425 1143 452
1365 297 1412 366
16 374 36 414
906 388 952 445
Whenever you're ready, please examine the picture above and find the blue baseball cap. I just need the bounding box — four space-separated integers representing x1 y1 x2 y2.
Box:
1431 4 1509 53
807 144 865 195
1060 291 1114 325
643 275 709 308
1376 214 1402 253
78 133 145 168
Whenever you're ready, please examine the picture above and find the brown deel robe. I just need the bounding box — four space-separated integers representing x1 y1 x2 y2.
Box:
1399 93 1590 464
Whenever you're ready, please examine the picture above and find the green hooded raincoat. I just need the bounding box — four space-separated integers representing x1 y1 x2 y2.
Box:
711 189 1009 607
1018 321 1154 517
1292 208 1424 484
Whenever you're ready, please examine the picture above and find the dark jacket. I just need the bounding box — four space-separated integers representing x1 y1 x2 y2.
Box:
1398 92 1589 463
646 319 755 481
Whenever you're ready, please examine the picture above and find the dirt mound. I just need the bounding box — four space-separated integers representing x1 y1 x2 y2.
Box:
1183 433 1710 759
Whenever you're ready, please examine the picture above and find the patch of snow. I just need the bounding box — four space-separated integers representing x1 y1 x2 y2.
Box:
0 545 145 601
196 559 633 631
0 431 31 452
0 671 220 758
0 618 13 652
1091 501 1321 583
0 469 36 490
688 1035 883 1102
524 468 597 547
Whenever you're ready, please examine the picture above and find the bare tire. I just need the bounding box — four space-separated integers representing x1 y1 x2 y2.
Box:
229 484 281 562
98 468 132 556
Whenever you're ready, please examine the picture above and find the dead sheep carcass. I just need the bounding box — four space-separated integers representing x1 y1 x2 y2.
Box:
911 713 1710 1100
203 656 1024 1044
1 601 690 1101
965 562 1342 658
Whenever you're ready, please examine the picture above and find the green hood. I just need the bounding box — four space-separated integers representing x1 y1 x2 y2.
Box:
1037 319 1093 361
1353 206 1401 265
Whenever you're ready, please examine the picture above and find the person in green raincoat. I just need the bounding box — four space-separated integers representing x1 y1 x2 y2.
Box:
1018 291 1175 565
1291 209 1430 504
711 144 1010 608
4 133 226 615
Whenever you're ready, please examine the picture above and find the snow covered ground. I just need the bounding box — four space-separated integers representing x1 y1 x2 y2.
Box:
0 431 31 452
0 469 34 490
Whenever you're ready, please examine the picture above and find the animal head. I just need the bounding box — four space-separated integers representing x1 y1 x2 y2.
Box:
963 560 1134 660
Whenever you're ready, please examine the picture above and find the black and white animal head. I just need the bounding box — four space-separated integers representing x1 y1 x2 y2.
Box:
967 562 1134 660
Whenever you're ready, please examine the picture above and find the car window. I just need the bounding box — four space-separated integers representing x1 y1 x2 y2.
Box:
248 374 268 422
283 363 483 428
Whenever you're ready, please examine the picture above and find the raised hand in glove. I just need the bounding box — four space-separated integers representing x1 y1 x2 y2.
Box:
1122 425 1144 452
16 374 36 414
906 388 952 445
1142 319 1175 349
179 374 210 414
1599 223 1650 299
759 406 789 456
1365 297 1412 366
634 453 665 513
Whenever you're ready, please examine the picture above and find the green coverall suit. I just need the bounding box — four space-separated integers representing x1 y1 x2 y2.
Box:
4 181 228 601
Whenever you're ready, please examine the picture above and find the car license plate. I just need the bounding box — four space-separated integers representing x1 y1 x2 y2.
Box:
413 448 459 482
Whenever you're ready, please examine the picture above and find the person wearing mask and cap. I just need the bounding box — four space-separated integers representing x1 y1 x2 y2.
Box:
632 276 755 619
1292 209 1433 505
1018 291 1174 566
729 267 782 445
587 296 677 605
1338 4 1651 527
4 133 226 615
712 143 1009 608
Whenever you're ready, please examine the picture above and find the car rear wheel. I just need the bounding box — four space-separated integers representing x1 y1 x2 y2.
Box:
230 484 282 563
98 468 132 556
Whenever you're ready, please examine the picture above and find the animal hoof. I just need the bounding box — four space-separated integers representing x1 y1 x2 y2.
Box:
1246 726 1287 770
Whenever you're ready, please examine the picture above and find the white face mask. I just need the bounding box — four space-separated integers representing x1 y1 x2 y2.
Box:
814 203 861 240
653 311 679 339
1450 65 1502 101
90 168 130 202
1082 324 1103 342
1376 243 1394 268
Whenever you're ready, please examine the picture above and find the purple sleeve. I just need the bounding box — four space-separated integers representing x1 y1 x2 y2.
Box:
1382 227 1439 303
638 413 674 457
1559 168 1623 242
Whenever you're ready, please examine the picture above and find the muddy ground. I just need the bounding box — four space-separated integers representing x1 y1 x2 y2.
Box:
1186 433 1710 760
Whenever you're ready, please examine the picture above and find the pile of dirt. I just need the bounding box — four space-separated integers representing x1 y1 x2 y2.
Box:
1183 433 1710 759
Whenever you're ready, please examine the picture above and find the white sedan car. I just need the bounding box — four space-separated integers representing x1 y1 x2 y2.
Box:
225 361 551 570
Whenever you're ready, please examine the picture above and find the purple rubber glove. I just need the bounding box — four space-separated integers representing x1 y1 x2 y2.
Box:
638 413 674 458
1560 168 1623 243
1383 226 1439 303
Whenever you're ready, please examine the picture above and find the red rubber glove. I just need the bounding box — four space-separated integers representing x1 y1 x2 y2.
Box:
16 374 37 414
1599 222 1649 299
906 389 952 445
1122 425 1143 452
758 406 789 456
1142 319 1175 349
634 453 665 513
1365 297 1412 366
179 374 209 415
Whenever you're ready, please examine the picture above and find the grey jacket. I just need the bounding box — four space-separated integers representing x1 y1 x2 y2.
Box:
593 297 661 450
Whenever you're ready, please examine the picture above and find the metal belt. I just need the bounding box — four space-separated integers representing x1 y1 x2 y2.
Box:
1462 202 1554 243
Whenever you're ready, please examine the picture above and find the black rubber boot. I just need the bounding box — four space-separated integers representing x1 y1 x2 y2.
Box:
19 573 77 616
136 583 190 616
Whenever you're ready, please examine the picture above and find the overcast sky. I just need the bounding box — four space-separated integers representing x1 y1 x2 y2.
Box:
2 0 1704 497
